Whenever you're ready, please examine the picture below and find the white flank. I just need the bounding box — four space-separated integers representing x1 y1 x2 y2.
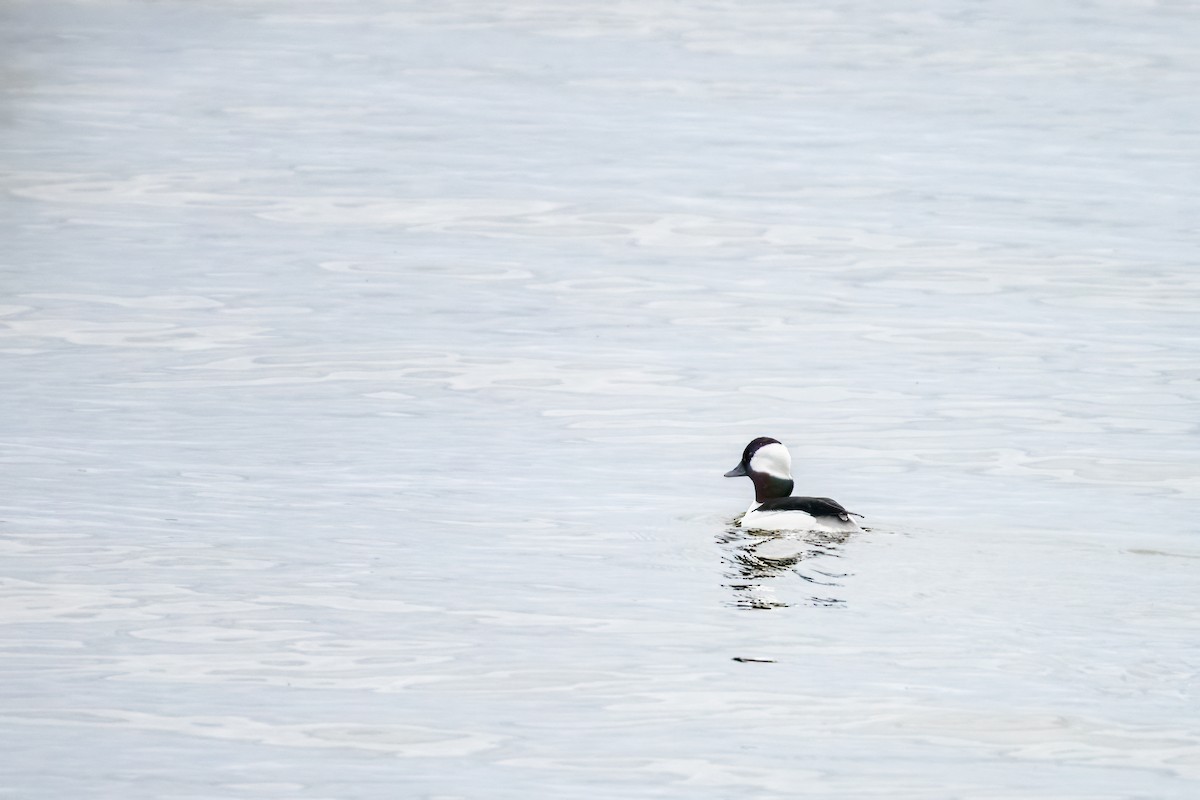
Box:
739 506 862 533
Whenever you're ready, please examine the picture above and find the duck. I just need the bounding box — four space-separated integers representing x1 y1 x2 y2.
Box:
724 436 863 532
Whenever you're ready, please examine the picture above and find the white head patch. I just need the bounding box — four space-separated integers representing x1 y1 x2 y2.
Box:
748 442 792 479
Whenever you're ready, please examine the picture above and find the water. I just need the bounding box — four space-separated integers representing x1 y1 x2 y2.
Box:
2 1 1199 797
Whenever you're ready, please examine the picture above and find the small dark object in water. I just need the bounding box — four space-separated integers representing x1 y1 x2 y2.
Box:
732 656 776 663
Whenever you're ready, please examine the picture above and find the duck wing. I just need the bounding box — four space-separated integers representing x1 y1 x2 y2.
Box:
755 496 864 522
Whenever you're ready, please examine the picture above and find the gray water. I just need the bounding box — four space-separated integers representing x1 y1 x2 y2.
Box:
3 1 1199 797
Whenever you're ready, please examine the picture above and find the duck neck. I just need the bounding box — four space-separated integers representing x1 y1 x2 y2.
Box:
752 474 793 503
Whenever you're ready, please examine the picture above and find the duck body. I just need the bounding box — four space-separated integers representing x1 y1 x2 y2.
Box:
725 437 863 533
740 496 863 533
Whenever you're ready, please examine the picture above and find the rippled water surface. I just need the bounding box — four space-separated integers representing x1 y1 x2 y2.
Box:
3 1 1199 797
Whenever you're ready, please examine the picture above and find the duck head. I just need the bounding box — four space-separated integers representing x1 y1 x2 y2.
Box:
724 437 795 502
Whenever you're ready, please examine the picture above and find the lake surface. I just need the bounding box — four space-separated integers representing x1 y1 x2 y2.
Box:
2 1 1199 797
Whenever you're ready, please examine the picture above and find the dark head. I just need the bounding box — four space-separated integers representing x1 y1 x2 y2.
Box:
724 437 794 502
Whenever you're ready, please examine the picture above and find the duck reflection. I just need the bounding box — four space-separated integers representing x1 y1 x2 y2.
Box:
718 524 852 609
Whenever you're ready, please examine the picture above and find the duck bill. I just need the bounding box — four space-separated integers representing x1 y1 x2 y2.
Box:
724 463 747 478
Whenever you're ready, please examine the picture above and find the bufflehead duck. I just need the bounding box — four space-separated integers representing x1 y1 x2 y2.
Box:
725 437 863 532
